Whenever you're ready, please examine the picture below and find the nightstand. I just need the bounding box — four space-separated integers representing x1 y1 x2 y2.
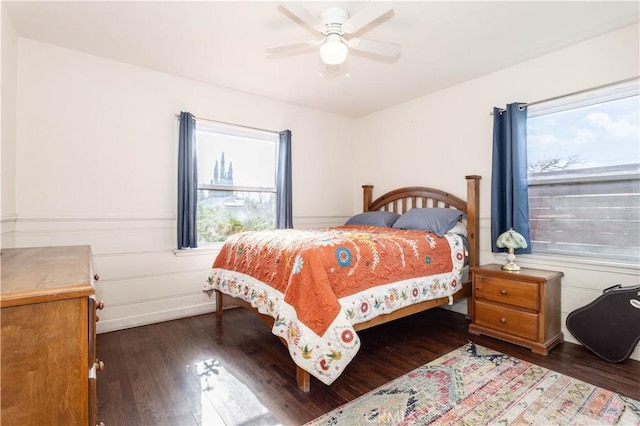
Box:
468 264 563 355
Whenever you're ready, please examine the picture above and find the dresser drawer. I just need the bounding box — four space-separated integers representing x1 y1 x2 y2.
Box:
475 275 539 310
475 299 538 340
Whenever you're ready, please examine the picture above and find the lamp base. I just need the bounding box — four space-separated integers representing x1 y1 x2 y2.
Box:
501 261 521 271
502 249 521 271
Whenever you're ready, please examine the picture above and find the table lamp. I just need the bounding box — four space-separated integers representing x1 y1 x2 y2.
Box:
496 228 528 271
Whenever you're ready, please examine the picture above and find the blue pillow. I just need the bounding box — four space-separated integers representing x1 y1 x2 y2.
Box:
345 211 401 228
392 208 464 237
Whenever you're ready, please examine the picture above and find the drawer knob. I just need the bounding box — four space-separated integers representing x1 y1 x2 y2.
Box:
96 359 105 371
500 317 507 324
500 289 507 295
94 274 100 281
96 300 105 310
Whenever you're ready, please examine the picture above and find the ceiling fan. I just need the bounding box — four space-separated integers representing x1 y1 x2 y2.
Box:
267 2 401 68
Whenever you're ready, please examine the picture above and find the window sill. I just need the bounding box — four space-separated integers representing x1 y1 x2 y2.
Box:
491 252 639 274
173 243 224 257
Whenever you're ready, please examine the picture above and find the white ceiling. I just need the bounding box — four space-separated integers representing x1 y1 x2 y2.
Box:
5 1 639 118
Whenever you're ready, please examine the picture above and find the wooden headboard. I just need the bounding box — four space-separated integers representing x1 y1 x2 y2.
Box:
362 175 481 268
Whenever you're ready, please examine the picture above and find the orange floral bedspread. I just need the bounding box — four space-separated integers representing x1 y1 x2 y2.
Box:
208 225 466 385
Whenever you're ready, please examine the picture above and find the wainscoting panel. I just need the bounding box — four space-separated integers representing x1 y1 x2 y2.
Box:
6 215 344 335
5 215 638 360
98 292 217 333
93 249 218 280
93 255 217 333
0 215 16 248
14 217 175 254
294 216 349 229
10 216 221 333
95 270 210 306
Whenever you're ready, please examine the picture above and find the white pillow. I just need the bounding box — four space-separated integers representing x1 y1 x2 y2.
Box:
447 221 468 238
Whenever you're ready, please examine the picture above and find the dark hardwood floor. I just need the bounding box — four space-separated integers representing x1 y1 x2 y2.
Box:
97 307 640 426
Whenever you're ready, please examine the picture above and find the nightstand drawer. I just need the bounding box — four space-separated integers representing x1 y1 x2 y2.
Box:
475 299 538 340
475 275 539 310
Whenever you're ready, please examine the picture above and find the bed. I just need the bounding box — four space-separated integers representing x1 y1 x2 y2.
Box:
209 175 480 391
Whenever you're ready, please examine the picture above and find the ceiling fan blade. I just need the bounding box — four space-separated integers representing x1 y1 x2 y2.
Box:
279 2 323 32
267 39 322 55
342 3 393 34
348 38 401 57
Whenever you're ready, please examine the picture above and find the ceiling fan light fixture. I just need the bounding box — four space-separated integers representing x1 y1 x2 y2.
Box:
320 36 348 65
269 3 400 73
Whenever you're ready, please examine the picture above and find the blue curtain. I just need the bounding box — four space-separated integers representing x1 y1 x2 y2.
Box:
177 112 198 249
491 103 532 253
276 130 293 228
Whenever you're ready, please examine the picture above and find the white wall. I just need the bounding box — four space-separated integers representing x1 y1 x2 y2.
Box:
353 24 640 360
8 37 354 332
1 3 18 247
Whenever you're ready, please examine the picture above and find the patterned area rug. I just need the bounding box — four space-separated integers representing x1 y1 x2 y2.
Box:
307 343 640 425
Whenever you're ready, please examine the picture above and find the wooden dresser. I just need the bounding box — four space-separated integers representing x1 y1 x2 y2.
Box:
1 245 103 425
469 264 563 355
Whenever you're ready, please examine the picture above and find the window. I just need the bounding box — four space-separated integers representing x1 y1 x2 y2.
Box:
526 79 639 262
195 121 279 244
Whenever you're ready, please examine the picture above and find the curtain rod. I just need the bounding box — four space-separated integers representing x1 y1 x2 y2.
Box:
489 75 639 115
175 113 279 135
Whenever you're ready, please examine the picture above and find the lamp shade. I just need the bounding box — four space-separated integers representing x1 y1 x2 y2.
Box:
496 228 528 250
496 228 527 271
320 35 348 65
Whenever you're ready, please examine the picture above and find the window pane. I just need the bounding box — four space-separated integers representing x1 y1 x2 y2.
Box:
528 96 639 173
528 174 639 261
194 120 279 244
197 190 276 243
196 125 277 189
527 80 639 262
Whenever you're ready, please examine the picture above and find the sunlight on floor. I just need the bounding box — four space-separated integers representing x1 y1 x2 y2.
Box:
194 358 282 426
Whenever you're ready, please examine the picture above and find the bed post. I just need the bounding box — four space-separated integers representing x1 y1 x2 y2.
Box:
215 290 224 322
465 175 481 268
296 367 311 392
362 185 373 212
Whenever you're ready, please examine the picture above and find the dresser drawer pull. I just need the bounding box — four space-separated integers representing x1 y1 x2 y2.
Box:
94 274 100 281
96 360 105 372
500 289 507 295
96 300 105 310
500 317 507 324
